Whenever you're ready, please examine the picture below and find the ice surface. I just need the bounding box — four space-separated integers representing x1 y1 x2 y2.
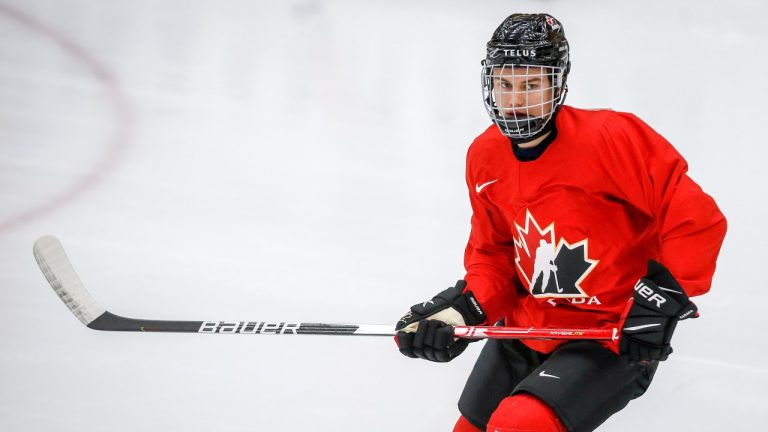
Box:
1 1 766 431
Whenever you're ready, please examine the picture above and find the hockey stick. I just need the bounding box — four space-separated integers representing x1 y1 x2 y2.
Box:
33 235 618 341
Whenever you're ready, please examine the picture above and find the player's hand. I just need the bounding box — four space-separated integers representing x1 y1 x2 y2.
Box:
619 260 699 362
394 280 486 362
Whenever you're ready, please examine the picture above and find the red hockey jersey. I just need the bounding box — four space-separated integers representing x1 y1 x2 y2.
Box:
463 106 727 353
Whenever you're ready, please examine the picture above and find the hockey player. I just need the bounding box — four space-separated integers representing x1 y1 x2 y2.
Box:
394 13 726 432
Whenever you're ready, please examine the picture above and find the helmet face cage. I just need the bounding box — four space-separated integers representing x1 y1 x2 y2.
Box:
482 61 567 140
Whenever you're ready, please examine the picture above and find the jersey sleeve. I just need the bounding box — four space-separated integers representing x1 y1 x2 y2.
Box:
600 114 727 297
462 146 520 324
650 139 726 296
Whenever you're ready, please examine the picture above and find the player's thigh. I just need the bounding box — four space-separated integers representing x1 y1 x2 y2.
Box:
486 393 566 432
458 338 544 429
512 341 657 432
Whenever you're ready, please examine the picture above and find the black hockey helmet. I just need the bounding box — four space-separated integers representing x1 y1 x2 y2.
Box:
481 14 571 141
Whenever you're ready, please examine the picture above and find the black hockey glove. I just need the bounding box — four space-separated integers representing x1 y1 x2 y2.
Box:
619 260 699 362
395 280 486 362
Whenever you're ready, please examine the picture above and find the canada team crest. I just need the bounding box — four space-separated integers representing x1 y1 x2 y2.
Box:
513 210 599 298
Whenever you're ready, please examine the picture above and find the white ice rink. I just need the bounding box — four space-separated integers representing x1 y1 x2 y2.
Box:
1 1 766 430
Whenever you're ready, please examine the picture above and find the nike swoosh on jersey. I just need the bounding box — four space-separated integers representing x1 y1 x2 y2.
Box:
538 370 560 379
475 179 498 193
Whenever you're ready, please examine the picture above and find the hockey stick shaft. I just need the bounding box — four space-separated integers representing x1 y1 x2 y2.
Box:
84 312 617 340
33 235 618 341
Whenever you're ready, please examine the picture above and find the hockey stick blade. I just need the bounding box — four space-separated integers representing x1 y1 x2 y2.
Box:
34 235 106 327
33 235 617 341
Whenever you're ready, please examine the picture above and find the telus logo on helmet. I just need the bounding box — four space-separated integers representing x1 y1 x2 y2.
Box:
490 48 537 58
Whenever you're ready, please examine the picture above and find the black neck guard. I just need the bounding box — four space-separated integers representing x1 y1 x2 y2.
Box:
510 120 558 162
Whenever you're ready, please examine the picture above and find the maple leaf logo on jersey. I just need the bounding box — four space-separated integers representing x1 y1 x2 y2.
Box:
513 210 599 299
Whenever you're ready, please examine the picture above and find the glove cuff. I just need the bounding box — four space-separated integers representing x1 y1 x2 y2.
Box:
400 281 487 330
453 290 486 326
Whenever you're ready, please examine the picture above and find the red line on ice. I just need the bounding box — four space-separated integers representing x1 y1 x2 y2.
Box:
0 3 131 233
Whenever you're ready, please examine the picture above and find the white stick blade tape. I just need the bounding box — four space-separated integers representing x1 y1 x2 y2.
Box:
33 236 105 326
